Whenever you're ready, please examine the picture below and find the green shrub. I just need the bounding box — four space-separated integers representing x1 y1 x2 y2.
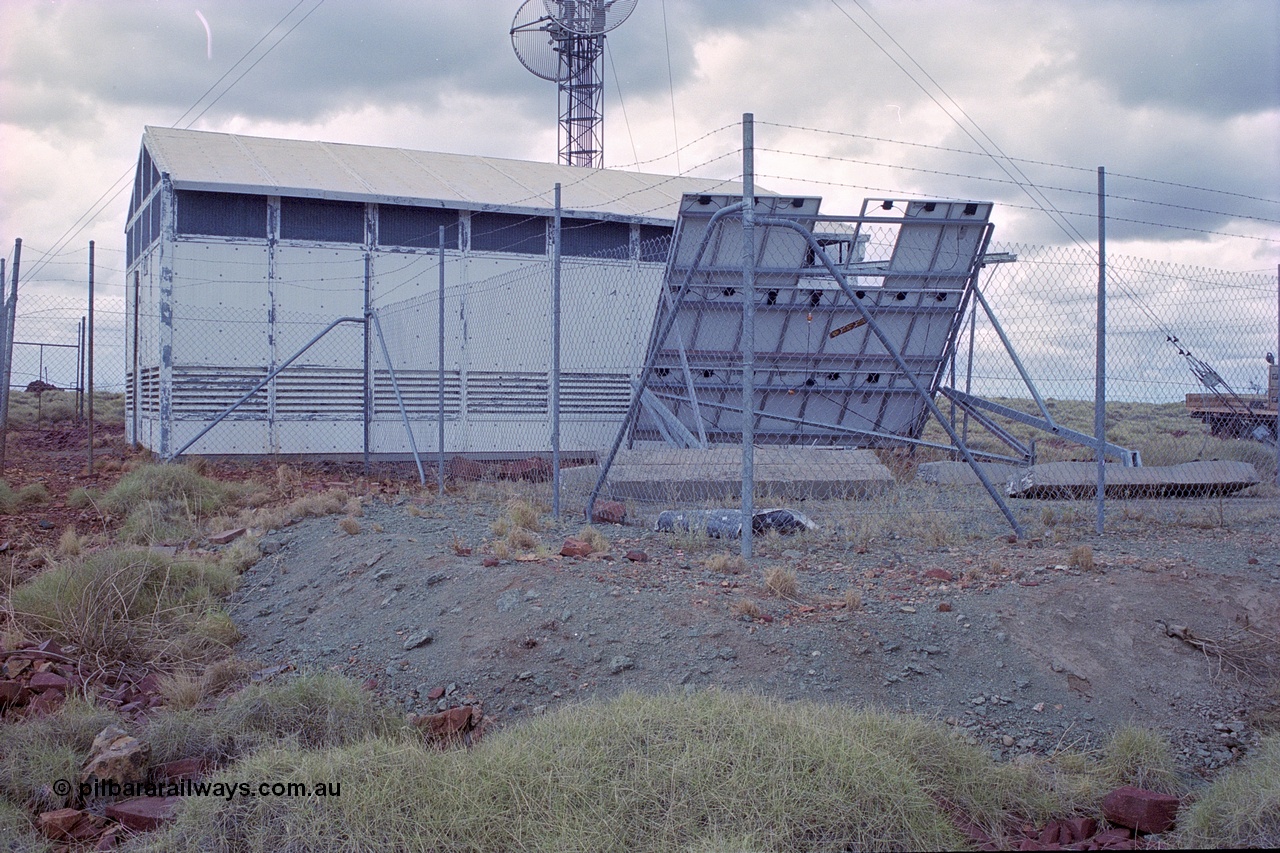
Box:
9 549 237 666
102 463 241 519
1173 733 1280 849
137 690 1079 853
0 698 121 813
144 674 403 766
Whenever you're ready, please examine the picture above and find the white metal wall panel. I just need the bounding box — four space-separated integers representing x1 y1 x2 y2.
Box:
170 241 269 367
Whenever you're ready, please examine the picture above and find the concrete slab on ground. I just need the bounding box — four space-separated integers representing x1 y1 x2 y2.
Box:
596 446 895 502
917 461 1026 487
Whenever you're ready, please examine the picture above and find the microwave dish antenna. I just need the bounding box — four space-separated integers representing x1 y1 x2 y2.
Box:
511 0 639 167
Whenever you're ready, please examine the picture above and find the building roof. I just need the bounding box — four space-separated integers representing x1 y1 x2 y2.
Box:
142 126 751 226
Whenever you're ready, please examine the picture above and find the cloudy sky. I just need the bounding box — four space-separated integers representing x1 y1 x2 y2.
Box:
1 0 1277 394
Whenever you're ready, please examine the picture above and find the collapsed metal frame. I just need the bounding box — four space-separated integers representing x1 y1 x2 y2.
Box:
586 187 1139 537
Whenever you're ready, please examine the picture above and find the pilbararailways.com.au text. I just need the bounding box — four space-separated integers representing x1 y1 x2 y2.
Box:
61 779 341 801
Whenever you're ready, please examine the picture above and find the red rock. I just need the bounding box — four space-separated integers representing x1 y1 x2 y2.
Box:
1101 786 1179 834
29 671 68 691
207 527 246 545
105 796 180 831
1094 827 1132 842
1017 840 1053 851
26 690 63 715
501 457 552 482
482 557 499 567
37 638 64 656
1063 816 1098 842
426 686 446 701
937 602 952 612
624 550 648 563
0 679 26 706
1038 822 1061 844
560 537 592 557
417 706 475 740
592 500 627 525
37 808 106 841
448 457 489 482
152 757 207 783
925 568 955 581
95 825 124 850
38 808 85 839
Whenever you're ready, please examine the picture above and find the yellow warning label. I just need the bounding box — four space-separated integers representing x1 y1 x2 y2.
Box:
828 318 868 339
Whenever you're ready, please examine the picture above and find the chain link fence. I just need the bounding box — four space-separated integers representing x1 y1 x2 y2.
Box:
3 222 1275 545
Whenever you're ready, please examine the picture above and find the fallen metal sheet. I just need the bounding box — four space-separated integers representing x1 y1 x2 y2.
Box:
655 508 818 539
1006 460 1260 499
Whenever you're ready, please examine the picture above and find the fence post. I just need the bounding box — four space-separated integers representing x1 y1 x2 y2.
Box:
0 239 21 475
76 317 84 424
363 251 372 474
1095 167 1106 535
88 241 95 474
438 225 446 496
741 113 756 559
552 183 562 520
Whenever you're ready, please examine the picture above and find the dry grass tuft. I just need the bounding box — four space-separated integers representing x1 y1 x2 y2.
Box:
763 566 798 599
8 548 238 668
843 589 862 611
506 499 543 532
56 526 84 557
730 598 762 619
705 552 745 574
577 525 610 554
1068 545 1095 571
339 517 361 536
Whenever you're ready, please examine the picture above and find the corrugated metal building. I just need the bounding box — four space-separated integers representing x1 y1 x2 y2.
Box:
124 126 745 458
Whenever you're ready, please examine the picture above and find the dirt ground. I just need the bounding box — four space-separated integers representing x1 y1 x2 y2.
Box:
3 423 1278 782
226 477 1279 780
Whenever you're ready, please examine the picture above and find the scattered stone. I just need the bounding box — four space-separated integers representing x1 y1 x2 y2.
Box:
561 537 593 558
152 758 207 783
29 672 68 692
37 808 107 842
448 457 488 482
426 686 446 701
425 572 449 586
208 527 247 545
924 568 955 582
104 796 181 831
1002 735 1015 747
592 500 627 525
482 557 499 567
403 630 434 651
1101 786 1179 834
625 550 649 563
899 605 916 614
609 655 635 675
80 726 150 787
259 538 286 555
414 706 476 741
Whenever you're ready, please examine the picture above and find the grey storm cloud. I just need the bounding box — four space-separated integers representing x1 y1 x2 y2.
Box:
1 0 1275 254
